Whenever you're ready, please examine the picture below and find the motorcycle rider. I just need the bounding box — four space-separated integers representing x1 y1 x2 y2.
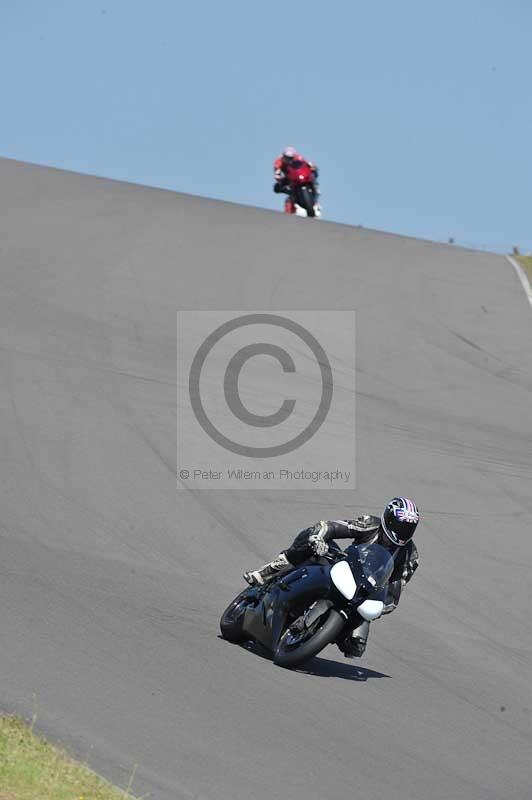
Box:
243 497 420 658
273 146 319 214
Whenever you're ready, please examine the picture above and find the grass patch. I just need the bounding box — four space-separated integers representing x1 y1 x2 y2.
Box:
0 716 138 800
515 255 532 285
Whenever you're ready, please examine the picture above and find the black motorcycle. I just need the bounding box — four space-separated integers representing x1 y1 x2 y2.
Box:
220 542 394 669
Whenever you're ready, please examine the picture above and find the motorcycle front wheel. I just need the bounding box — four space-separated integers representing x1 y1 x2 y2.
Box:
273 608 345 669
298 185 316 217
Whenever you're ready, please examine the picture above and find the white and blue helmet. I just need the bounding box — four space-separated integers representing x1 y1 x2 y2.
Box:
282 146 297 161
381 497 420 546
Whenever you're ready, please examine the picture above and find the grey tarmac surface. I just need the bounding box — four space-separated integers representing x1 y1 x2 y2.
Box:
1 157 531 800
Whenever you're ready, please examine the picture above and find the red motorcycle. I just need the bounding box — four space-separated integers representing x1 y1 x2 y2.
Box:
283 160 320 218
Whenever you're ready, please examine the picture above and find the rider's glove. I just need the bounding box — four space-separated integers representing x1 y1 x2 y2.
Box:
382 599 397 615
402 559 418 584
308 533 328 556
383 579 402 613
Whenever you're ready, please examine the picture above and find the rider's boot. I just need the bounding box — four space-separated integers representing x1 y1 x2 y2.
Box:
284 197 296 214
313 183 321 215
339 620 370 658
243 553 292 586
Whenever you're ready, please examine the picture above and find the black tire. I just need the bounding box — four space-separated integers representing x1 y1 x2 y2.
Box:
273 609 345 669
298 186 316 217
220 590 252 643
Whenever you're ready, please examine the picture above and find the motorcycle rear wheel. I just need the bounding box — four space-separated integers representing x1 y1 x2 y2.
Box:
220 590 252 643
273 608 345 669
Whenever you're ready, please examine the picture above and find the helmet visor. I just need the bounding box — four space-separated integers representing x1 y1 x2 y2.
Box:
382 513 416 546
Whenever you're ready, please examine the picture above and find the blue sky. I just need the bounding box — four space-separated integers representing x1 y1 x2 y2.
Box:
1 0 530 252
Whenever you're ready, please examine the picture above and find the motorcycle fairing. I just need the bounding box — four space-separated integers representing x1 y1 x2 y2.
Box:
270 564 332 649
241 564 333 651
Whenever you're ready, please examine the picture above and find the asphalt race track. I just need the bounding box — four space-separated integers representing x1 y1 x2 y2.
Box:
1 157 531 800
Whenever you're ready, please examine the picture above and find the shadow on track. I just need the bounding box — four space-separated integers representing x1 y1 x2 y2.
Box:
219 637 391 682
295 655 391 682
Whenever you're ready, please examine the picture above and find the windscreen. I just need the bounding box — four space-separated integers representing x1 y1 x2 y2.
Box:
346 543 394 589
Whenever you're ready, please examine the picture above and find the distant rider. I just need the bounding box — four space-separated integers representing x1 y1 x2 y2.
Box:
243 497 420 658
273 146 319 214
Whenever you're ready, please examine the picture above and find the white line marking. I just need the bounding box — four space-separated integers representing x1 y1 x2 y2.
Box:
506 256 532 311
